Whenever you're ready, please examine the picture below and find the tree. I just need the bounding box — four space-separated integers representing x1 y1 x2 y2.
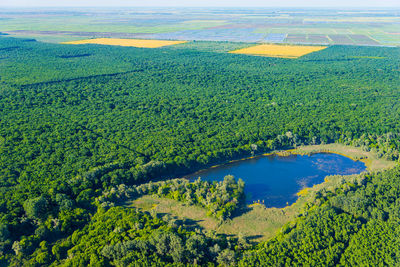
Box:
0 224 10 242
217 249 236 266
23 196 50 220
169 234 184 263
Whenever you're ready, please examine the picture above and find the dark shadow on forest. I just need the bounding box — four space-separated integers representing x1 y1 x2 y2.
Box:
59 53 92 58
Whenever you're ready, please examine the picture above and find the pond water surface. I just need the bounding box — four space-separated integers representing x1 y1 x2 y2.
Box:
185 153 366 208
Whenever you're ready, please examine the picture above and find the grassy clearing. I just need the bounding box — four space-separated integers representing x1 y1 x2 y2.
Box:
218 204 294 241
61 38 187 48
229 44 327 58
128 195 293 242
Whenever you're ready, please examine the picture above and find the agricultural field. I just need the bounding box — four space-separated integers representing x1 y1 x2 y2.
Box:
264 33 287 43
62 38 186 48
348 34 381 45
305 34 330 44
329 34 356 45
0 8 399 46
284 34 309 44
229 44 327 58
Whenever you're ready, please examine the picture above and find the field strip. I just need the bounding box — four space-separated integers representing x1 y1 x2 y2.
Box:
229 44 327 58
61 38 187 48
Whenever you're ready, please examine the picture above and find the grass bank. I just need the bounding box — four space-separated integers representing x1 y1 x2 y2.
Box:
128 195 292 242
291 143 396 171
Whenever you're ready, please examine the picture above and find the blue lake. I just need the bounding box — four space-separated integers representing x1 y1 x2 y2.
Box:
185 153 367 208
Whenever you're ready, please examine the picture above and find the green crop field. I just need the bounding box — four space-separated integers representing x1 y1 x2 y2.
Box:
1 8 399 45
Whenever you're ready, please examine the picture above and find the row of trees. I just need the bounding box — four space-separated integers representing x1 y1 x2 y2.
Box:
341 132 400 161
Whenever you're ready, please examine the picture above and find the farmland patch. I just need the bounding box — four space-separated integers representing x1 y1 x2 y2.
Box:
348 34 381 45
328 34 356 45
229 44 327 58
61 38 187 48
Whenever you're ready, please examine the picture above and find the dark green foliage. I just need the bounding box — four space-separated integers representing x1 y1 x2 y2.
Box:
0 224 9 242
330 167 400 221
0 36 400 265
340 219 400 266
239 206 362 266
43 207 237 266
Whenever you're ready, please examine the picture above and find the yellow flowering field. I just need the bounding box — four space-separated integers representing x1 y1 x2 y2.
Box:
229 44 327 58
61 38 187 48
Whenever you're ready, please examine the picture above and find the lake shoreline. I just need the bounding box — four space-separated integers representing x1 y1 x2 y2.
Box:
182 143 396 210
133 144 396 243
182 143 393 180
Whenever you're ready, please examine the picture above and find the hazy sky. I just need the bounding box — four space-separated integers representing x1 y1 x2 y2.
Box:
2 0 400 8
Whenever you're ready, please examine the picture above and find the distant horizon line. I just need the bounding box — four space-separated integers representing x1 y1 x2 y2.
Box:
1 6 399 9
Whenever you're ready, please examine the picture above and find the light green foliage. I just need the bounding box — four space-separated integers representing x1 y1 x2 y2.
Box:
55 207 237 266
99 175 245 221
23 196 50 220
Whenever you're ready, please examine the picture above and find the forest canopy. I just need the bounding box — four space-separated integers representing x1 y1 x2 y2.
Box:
0 36 399 266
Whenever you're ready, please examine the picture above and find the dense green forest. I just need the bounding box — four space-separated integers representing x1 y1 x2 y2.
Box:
0 36 399 265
